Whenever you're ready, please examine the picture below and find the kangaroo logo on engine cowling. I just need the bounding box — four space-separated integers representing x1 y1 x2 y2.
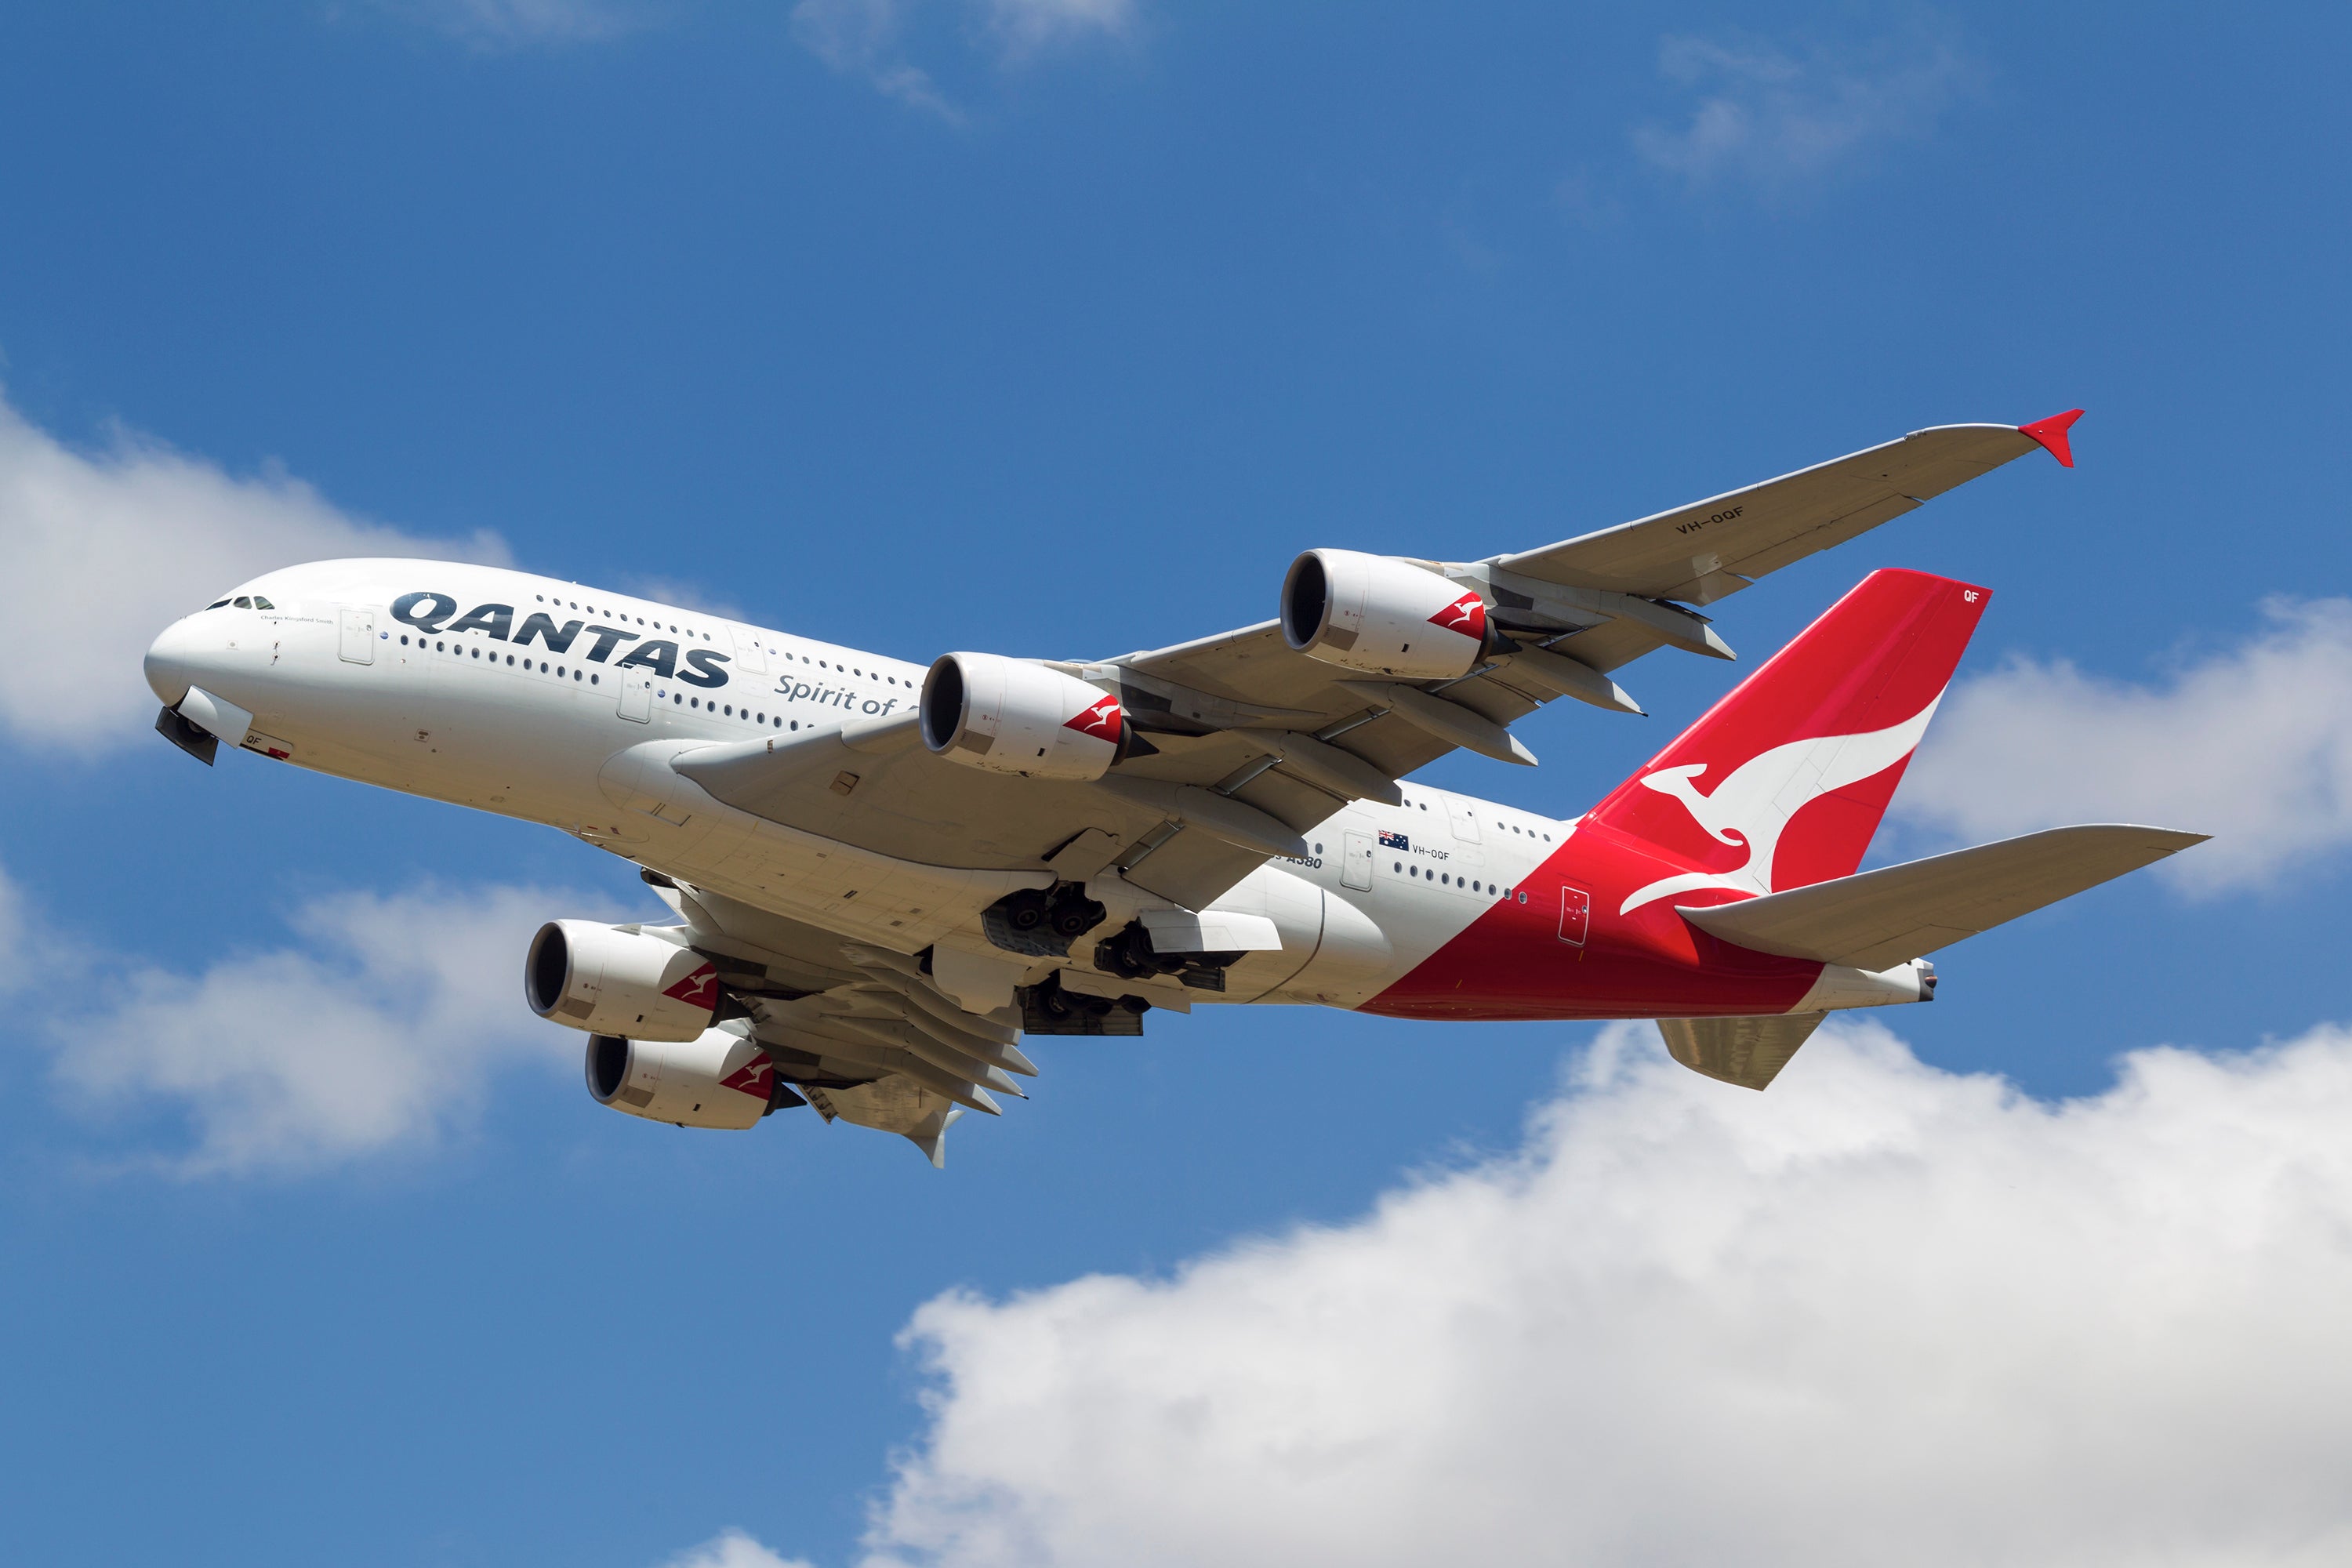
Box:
1429 592 1486 640
720 1054 775 1099
1063 694 1123 740
662 964 719 1011
390 590 732 690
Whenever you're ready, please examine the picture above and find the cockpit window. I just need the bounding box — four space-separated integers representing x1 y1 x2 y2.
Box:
234 596 253 608
252 596 276 610
205 599 232 611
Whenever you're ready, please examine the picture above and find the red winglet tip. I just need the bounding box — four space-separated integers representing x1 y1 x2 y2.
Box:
2017 408 2084 468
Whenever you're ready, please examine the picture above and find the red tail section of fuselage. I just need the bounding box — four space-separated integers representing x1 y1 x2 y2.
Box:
1367 570 1991 1021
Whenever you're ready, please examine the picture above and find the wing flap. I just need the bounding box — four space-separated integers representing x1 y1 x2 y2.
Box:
1679 825 2209 971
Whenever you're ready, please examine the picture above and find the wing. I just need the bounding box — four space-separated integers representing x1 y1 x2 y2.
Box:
1492 420 2067 605
677 417 2074 913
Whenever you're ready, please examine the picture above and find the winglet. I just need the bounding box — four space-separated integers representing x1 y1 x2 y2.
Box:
2017 408 2084 468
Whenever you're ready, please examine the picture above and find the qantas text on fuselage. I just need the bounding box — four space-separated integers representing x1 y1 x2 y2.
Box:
142 411 2205 1167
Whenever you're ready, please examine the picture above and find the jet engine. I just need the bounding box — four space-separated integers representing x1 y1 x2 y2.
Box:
585 1029 781 1130
526 920 719 1043
1281 548 1496 681
921 652 1131 780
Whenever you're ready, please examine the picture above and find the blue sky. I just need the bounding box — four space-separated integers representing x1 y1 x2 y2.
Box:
4 5 2350 1565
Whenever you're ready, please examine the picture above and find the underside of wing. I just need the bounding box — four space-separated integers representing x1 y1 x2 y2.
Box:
645 872 1054 1167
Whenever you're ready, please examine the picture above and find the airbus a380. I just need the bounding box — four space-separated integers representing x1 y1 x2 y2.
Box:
143 410 2202 1165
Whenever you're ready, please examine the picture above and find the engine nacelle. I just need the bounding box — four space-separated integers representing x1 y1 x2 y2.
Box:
585 1029 779 1130
1281 548 1493 681
922 652 1127 780
526 920 718 1043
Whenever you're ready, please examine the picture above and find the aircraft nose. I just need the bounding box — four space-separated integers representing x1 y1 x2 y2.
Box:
144 617 212 706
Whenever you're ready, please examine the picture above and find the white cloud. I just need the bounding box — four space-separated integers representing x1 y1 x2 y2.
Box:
980 0 1134 60
622 573 749 622
1900 597 2352 894
0 388 504 757
662 1530 818 1568
1633 21 1974 191
0 859 64 996
369 0 661 49
864 1018 2352 1568
791 0 964 121
789 0 1134 117
42 876 622 1175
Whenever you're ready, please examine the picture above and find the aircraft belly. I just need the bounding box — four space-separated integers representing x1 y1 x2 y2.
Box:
1204 866 1327 1004
1272 887 1396 1007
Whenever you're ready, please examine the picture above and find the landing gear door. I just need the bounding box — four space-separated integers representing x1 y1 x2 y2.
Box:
338 607 376 665
1341 831 1374 891
618 672 654 723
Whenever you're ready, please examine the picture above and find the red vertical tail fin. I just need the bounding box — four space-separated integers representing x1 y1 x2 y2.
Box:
1586 569 1990 915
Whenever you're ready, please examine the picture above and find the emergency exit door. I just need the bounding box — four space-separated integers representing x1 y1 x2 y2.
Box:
1559 884 1591 946
337 607 376 664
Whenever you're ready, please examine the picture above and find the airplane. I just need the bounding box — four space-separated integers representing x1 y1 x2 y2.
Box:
141 409 2203 1165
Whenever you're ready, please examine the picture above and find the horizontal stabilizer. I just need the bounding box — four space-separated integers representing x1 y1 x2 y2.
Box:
1679 825 2208 971
1657 1011 1826 1091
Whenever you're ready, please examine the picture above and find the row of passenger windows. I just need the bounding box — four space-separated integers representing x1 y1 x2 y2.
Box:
399 631 821 731
532 591 706 640
1394 862 1530 902
201 582 918 691
1402 796 1554 842
676 698 807 729
786 654 909 685
404 633 600 683
531 586 916 685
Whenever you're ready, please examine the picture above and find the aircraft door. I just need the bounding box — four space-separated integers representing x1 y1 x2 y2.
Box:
618 672 653 723
1341 831 1374 891
337 607 376 665
1559 884 1590 946
1443 797 1483 843
730 626 769 677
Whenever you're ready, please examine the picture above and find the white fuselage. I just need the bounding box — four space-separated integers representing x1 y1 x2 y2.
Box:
144 559 1570 1011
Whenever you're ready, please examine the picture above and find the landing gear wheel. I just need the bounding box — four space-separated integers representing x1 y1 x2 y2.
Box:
1000 887 1051 933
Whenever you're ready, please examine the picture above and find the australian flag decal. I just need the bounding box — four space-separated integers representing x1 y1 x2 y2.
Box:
1379 829 1410 850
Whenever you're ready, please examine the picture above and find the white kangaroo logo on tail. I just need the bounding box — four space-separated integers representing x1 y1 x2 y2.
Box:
1618 695 1944 915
